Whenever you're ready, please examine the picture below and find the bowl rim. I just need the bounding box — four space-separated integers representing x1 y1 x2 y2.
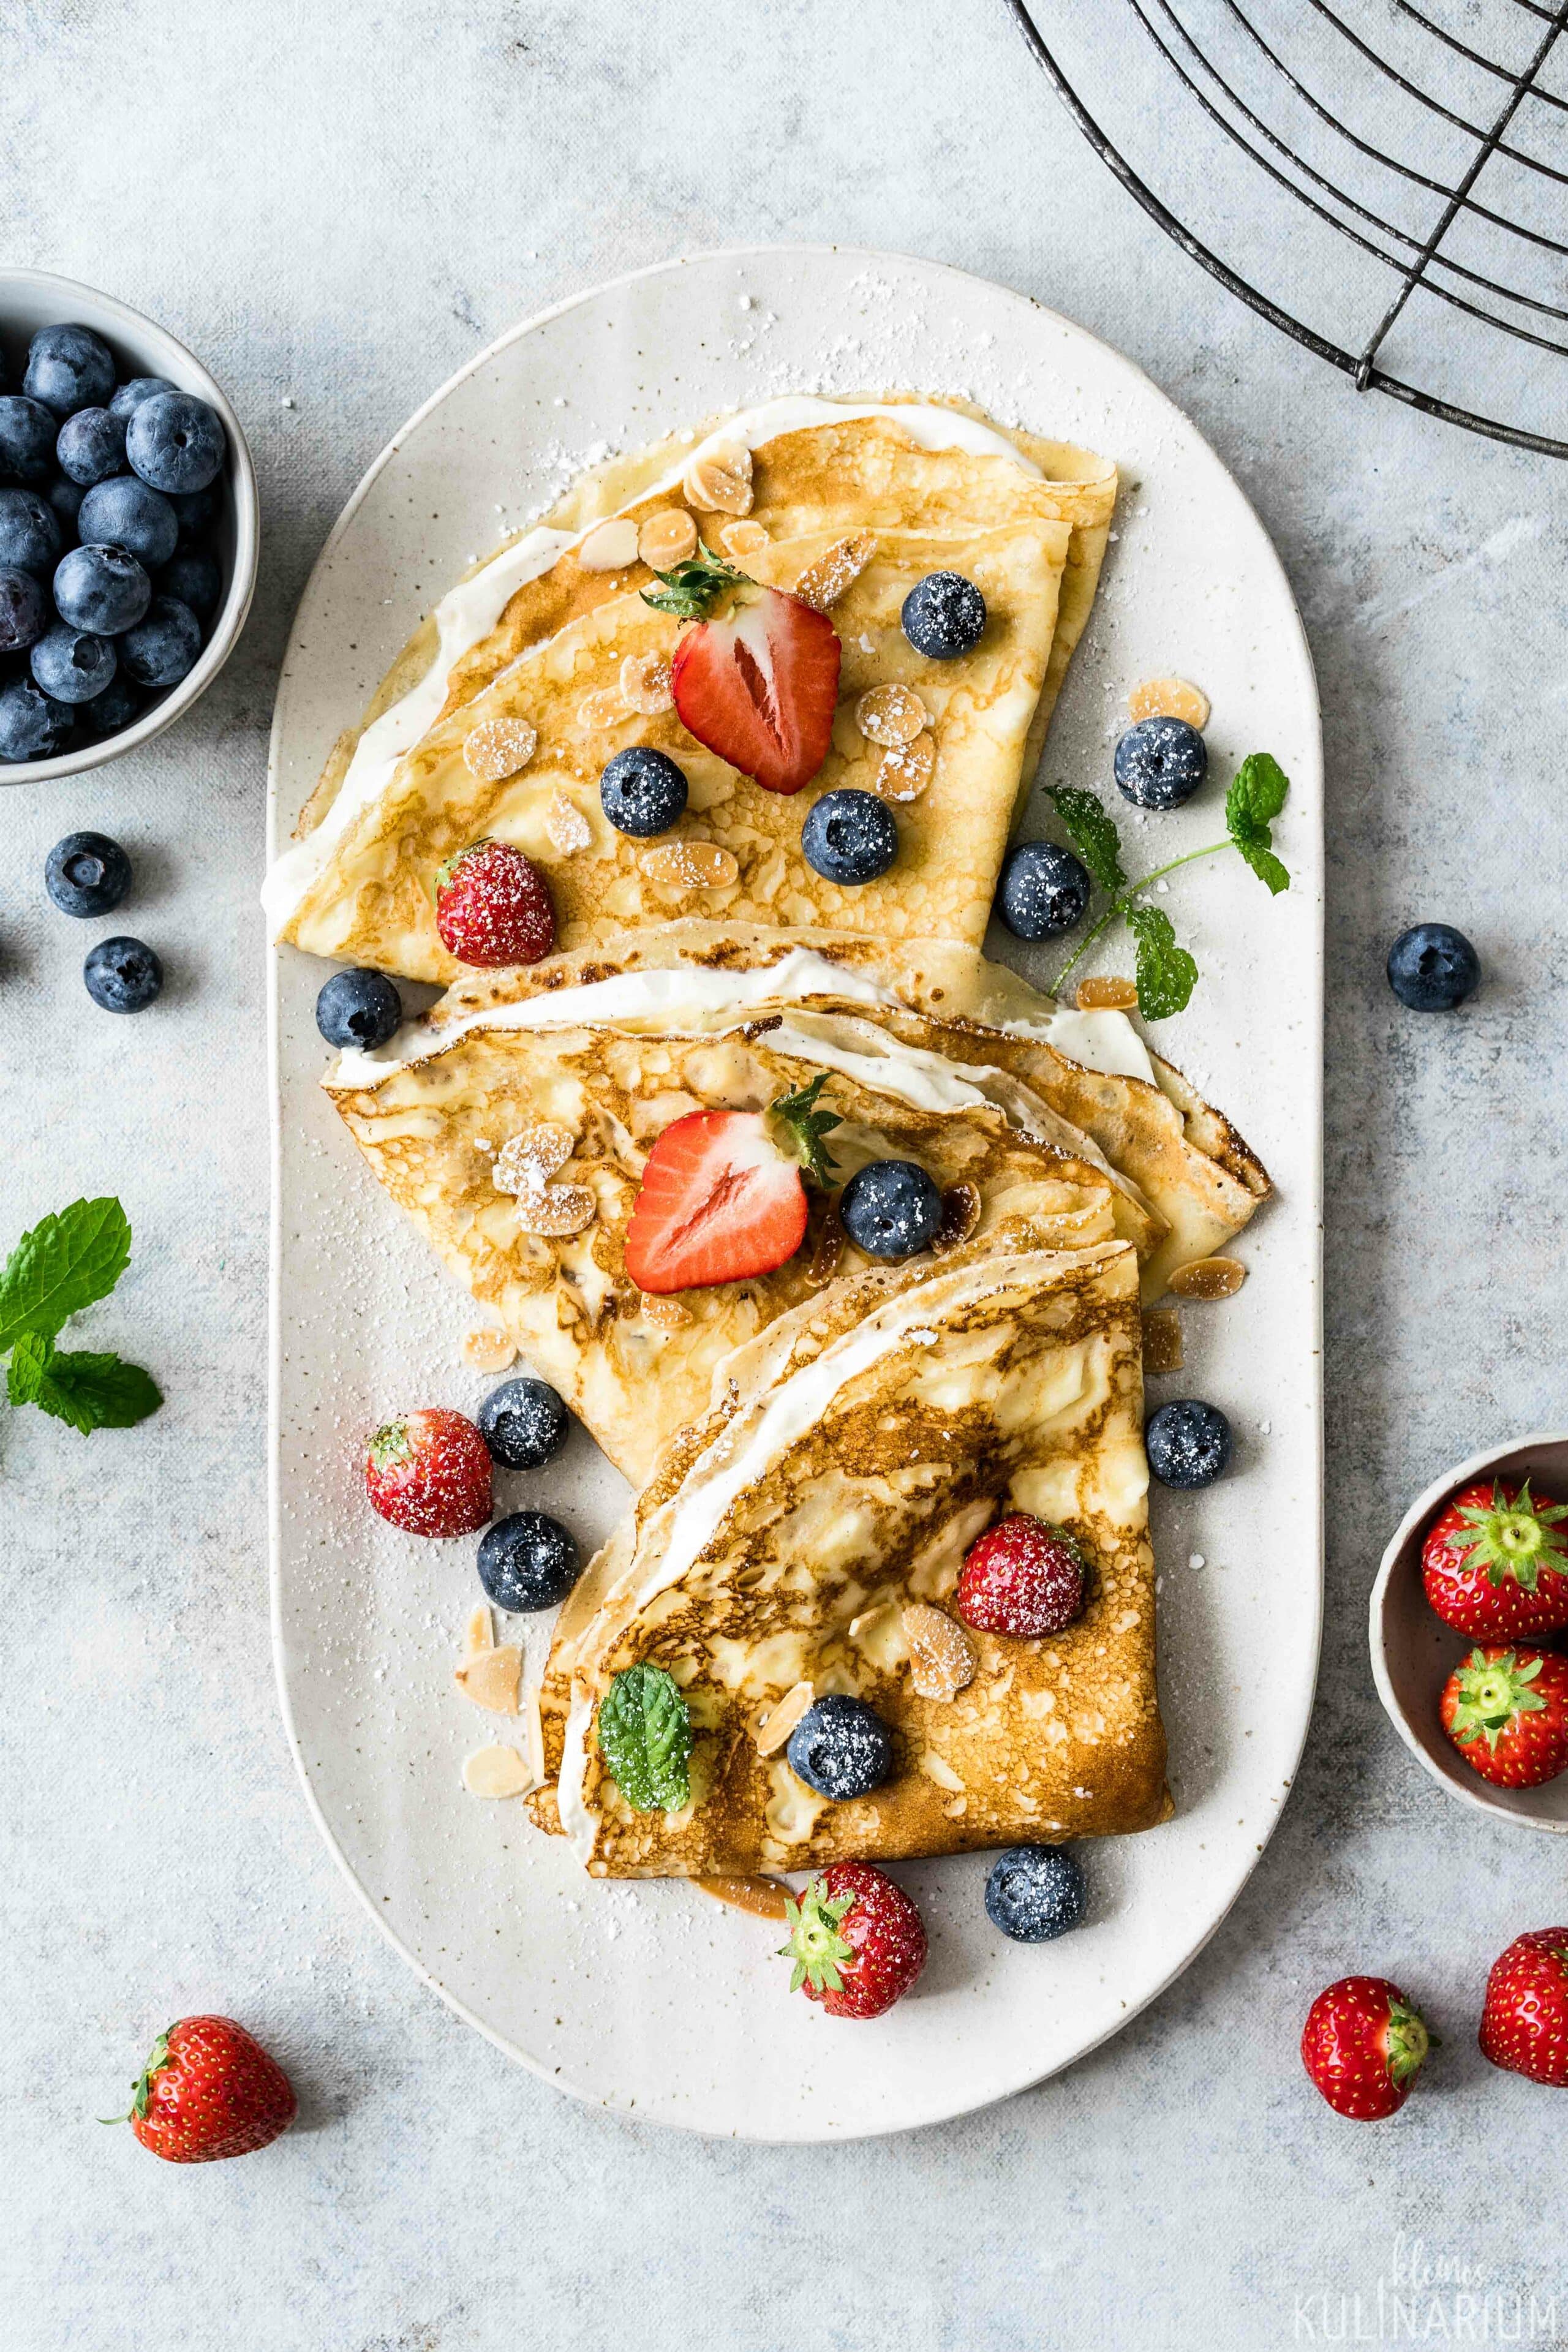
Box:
0 266 258 786
1369 1428 1568 1834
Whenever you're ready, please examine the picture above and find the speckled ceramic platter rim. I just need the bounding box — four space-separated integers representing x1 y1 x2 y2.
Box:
268 244 1324 2141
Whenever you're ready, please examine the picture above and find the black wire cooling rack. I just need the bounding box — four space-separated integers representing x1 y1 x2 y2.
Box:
1005 0 1568 456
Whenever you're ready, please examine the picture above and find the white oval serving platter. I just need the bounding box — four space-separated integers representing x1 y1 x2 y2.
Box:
268 244 1323 2140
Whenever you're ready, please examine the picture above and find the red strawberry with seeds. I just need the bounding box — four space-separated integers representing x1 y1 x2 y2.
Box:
623 1072 840 1294
434 838 556 967
956 1512 1087 1638
1300 1977 1431 2120
779 1861 927 2019
644 548 840 795
1480 1928 1568 2084
365 1406 492 1536
1422 1479 1568 1641
1440 1643 1568 1787
107 2016 296 2163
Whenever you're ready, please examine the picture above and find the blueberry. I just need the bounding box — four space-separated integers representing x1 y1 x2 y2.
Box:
477 1510 582 1612
1114 716 1208 811
56 406 127 488
78 672 142 736
314 966 402 1049
478 1375 571 1470
119 595 201 687
31 624 116 704
83 935 162 1014
901 569 987 660
801 787 898 885
840 1158 943 1259
167 485 219 546
985 1844 1087 1943
786 1694 894 1800
600 744 688 837
54 543 151 636
0 676 73 763
158 548 221 621
1387 922 1479 1012
78 477 178 570
0 397 60 486
23 323 116 418
125 391 225 494
0 567 47 654
108 375 176 421
0 486 63 576
1146 1398 1232 1490
44 830 131 918
998 839 1091 940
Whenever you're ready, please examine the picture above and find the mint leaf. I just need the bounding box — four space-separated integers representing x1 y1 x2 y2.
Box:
1126 903 1199 1020
0 1197 132 1352
596 1663 693 1812
1048 786 1126 893
1225 753 1291 897
7 1327 50 1406
9 1332 161 1434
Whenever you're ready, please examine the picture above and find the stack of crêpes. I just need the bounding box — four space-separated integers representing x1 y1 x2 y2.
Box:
265 396 1270 1882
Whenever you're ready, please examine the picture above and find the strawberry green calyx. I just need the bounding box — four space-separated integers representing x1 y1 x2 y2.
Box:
367 1419 413 1473
434 839 491 901
780 1878 857 1996
767 1072 842 1185
1383 1999 1433 2086
1448 1648 1546 1751
100 2029 172 2126
641 547 747 621
1452 1482 1568 1591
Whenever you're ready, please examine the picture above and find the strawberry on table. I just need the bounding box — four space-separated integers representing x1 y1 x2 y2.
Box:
956 1512 1087 1638
778 1861 927 2020
434 838 556 967
1421 1479 1568 1640
1440 1643 1568 1787
1479 1928 1568 2085
107 2016 296 2163
643 548 840 795
364 1406 492 1536
1300 1977 1431 2120
623 1072 840 1294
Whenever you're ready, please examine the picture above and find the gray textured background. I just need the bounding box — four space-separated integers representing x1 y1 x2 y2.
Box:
5 4 1564 2347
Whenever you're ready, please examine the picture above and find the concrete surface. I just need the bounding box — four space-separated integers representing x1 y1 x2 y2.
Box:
4 3 1566 2347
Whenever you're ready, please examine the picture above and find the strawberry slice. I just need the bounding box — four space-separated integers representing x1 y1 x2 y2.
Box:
644 548 840 795
624 1073 840 1294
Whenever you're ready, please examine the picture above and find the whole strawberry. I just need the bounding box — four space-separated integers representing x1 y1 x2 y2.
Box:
778 1861 927 2019
1480 1928 1568 2084
956 1512 1087 1638
1440 1644 1568 1787
434 838 556 968
1422 1479 1568 1640
1300 1977 1431 2120
365 1406 492 1536
108 2016 296 2163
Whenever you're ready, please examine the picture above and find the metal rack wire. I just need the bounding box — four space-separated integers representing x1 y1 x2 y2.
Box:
1005 0 1568 456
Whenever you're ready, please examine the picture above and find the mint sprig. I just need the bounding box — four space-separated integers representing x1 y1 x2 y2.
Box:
1049 785 1126 893
597 1663 693 1812
0 1199 161 1437
1125 905 1199 1021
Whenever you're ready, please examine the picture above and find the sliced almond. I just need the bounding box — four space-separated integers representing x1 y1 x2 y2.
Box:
578 516 641 572
1129 675 1210 730
462 1325 516 1374
720 519 769 559
873 733 935 803
753 1679 815 1756
683 440 753 516
638 508 698 569
641 1294 693 1330
794 533 874 612
930 1180 981 1256
464 1603 495 1659
577 687 625 730
856 683 928 748
902 1602 977 1701
693 1875 791 1922
463 717 538 785
619 650 674 715
544 792 592 854
1169 1255 1247 1300
639 839 739 893
521 1680 546 1787
1140 1305 1184 1374
454 1643 522 1715
492 1123 575 1191
512 1182 597 1238
1076 974 1139 1011
805 1202 845 1286
461 1744 535 1799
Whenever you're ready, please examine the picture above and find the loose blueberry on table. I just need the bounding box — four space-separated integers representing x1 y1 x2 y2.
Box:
45 829 131 918
314 965 402 1050
1145 1397 1232 1489
478 1375 571 1470
985 1844 1087 1943
1113 714 1208 810
1385 922 1479 1011
476 1509 582 1612
83 935 161 1014
997 839 1092 940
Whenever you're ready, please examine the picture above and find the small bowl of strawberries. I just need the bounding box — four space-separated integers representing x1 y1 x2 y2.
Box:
1371 1432 1568 1833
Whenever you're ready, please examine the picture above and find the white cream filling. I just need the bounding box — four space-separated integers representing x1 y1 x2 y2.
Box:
998 1006 1156 1087
263 396 1042 933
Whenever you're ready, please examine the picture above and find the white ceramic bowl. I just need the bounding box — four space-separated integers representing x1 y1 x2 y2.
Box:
1371 1431 1568 1833
0 268 258 784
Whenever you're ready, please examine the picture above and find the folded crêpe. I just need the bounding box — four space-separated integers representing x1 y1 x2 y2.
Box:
263 401 1118 974
325 990 1152 1483
545 1240 1169 1877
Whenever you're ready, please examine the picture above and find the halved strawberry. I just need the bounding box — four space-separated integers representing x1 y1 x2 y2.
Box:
644 548 840 795
623 1072 840 1294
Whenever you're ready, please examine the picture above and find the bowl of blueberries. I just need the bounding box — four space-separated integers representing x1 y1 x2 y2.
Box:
0 268 258 780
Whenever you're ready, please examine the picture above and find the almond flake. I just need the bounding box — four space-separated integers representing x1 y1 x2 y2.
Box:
1141 1305 1184 1374
511 1182 597 1238
902 1602 976 1701
855 683 927 748
639 839 739 893
454 1643 522 1715
461 1744 535 1800
930 1180 981 1256
578 516 641 571
462 1325 516 1374
638 508 698 569
619 650 674 715
493 1123 575 1191
640 1294 692 1330
872 732 935 802
720 519 769 559
545 792 592 854
753 1679 815 1756
794 533 873 612
1129 674 1210 730
693 1875 791 1921
464 1604 494 1658
463 717 538 785
805 1203 845 1286
1076 974 1139 1011
683 440 753 516
1169 1255 1247 1300
577 687 624 730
